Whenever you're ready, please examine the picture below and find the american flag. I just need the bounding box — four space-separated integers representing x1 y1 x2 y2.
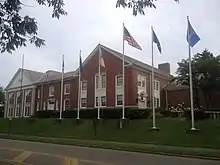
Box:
124 26 142 51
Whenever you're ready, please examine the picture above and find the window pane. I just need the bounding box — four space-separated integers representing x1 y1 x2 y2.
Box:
156 81 159 91
81 98 87 107
117 75 123 86
64 99 70 110
101 74 106 88
82 81 87 90
65 84 70 94
142 80 145 87
138 81 142 86
116 94 123 105
95 97 98 106
101 96 106 106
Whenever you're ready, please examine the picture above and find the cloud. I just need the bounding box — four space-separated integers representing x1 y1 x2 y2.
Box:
0 0 220 86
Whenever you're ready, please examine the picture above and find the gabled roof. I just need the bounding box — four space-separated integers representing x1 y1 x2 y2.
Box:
36 71 77 84
6 68 44 89
74 44 171 78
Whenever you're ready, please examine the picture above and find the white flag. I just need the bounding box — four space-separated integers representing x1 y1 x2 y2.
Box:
99 48 105 68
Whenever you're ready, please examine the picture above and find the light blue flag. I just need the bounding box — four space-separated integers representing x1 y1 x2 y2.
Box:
187 18 200 47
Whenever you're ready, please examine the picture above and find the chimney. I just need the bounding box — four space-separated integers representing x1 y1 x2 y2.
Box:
158 63 170 74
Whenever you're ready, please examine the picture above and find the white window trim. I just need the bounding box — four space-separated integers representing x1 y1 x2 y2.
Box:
64 99 70 111
24 105 31 118
116 94 123 107
49 85 54 96
95 73 107 89
80 98 87 108
95 96 106 108
115 74 123 87
36 101 40 111
81 80 87 91
64 84 70 94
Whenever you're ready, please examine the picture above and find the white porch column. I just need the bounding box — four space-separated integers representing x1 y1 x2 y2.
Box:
4 90 8 118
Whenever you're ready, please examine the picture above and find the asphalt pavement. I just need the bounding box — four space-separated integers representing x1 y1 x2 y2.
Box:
0 139 219 165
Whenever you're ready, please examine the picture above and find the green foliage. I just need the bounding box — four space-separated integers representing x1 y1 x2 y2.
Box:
1 118 220 149
0 86 4 107
116 0 179 16
176 49 220 108
0 0 67 53
35 108 151 119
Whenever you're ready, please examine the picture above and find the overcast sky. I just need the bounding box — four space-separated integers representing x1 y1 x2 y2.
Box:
1 0 220 87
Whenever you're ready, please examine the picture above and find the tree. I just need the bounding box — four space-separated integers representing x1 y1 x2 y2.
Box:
116 0 179 16
176 49 220 108
0 0 67 53
0 86 4 105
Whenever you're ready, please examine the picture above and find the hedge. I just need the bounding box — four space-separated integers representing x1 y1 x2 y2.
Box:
35 108 152 119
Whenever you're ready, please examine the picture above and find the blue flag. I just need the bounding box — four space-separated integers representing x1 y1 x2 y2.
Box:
187 19 200 47
152 29 162 54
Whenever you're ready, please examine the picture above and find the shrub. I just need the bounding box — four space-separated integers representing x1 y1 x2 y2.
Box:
35 108 152 119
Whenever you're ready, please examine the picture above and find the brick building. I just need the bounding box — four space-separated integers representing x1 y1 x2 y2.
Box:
4 44 172 118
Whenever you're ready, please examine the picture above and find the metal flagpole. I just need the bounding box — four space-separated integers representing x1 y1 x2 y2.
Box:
97 47 101 119
122 23 125 119
187 16 195 130
77 50 82 120
20 54 24 118
151 26 156 129
59 54 64 120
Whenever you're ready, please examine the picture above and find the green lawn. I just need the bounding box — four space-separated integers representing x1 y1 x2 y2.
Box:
0 118 220 149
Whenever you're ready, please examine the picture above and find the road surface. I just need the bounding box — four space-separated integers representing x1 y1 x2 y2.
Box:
0 139 219 165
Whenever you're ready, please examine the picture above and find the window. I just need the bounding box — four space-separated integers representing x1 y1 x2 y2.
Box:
101 74 106 88
64 84 70 94
49 85 54 96
142 80 145 87
64 99 70 111
25 90 31 103
81 98 87 108
95 97 99 107
154 80 159 91
116 75 123 87
24 106 31 117
9 93 14 105
116 94 123 106
101 96 106 106
96 74 106 89
37 89 40 98
15 105 21 117
81 81 87 90
138 81 142 86
153 97 160 108
16 91 22 104
47 99 55 110
8 108 13 118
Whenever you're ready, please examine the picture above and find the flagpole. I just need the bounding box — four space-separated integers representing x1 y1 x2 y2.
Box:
20 54 24 118
122 23 125 119
59 54 64 120
97 47 101 119
77 50 81 120
187 16 195 130
151 26 156 129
